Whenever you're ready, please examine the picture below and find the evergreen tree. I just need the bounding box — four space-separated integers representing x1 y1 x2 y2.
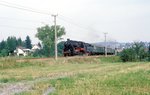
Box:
25 36 32 49
0 40 7 50
6 36 17 53
0 40 8 56
17 38 23 46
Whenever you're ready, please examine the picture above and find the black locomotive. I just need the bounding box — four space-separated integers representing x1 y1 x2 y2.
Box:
63 39 115 56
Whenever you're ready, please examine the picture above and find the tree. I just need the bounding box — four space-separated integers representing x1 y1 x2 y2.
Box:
0 40 8 56
120 42 148 62
57 41 65 56
36 25 66 56
17 37 23 46
120 48 135 62
133 42 147 61
0 49 9 57
25 35 32 49
0 40 7 50
6 36 17 54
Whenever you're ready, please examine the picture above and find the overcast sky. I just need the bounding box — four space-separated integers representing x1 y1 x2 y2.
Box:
0 0 150 43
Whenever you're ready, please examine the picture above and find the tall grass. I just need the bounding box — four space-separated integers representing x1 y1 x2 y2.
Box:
99 56 122 63
0 58 49 69
18 62 150 95
0 56 150 95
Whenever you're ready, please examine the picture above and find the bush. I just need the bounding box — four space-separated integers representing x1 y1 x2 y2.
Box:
119 48 136 62
119 42 148 62
32 49 45 57
0 49 9 57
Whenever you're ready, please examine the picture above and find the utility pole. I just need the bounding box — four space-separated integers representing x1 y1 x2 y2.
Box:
104 32 108 57
115 40 117 56
52 14 58 60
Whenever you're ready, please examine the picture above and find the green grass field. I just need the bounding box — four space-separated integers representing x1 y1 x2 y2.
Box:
0 56 150 95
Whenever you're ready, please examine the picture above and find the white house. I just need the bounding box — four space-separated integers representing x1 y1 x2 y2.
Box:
14 44 41 56
31 44 41 52
14 47 31 56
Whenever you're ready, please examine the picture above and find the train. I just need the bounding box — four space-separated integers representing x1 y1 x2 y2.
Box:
63 39 115 56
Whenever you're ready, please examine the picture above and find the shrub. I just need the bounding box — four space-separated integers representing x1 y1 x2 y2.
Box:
119 42 148 62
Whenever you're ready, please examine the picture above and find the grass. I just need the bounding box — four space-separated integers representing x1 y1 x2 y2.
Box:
0 56 150 95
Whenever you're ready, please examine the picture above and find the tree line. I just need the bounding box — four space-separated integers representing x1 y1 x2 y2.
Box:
0 36 32 57
0 25 65 57
119 42 150 62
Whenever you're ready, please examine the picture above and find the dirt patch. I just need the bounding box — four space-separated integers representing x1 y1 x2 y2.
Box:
0 83 31 95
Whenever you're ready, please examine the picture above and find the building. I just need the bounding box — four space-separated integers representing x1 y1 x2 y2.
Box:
14 46 31 56
31 44 41 52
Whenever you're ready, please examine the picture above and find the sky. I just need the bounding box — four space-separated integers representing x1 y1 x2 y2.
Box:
0 0 150 44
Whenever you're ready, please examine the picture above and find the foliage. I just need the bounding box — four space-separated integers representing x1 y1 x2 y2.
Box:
17 37 23 46
25 35 32 49
36 25 66 57
120 42 148 62
0 40 7 50
0 37 18 56
0 36 32 57
32 41 65 57
0 49 9 57
6 36 17 53
57 41 65 56
32 49 44 57
120 48 136 62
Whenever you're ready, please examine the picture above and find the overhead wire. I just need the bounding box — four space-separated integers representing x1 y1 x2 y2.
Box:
59 14 90 30
0 1 51 15
0 0 92 32
0 1 52 30
0 16 48 23
0 24 36 30
58 16 90 32
0 0 111 42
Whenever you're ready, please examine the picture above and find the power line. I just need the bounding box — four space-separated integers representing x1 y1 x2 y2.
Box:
0 0 104 40
0 1 92 32
0 24 36 30
58 16 90 32
0 17 47 23
0 0 32 9
0 2 50 15
59 14 89 29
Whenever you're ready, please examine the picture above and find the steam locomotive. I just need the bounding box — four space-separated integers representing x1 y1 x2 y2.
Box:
63 39 115 56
